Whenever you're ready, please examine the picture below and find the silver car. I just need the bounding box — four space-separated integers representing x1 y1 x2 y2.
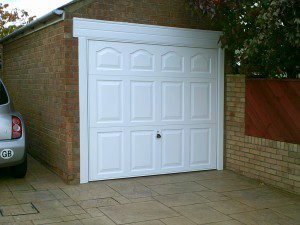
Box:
0 79 26 178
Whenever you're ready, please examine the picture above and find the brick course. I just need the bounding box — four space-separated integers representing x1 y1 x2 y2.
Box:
225 75 300 194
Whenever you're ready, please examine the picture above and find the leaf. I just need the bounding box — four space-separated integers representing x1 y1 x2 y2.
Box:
0 3 36 38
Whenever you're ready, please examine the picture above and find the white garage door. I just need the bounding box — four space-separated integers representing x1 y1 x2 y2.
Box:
73 18 224 182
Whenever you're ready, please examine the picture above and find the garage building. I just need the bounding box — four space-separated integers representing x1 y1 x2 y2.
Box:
0 0 224 183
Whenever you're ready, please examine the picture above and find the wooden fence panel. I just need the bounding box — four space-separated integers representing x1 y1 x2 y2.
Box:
245 79 300 144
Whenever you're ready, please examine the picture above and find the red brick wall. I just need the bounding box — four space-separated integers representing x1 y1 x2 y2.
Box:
225 75 300 194
1 21 79 182
65 0 212 29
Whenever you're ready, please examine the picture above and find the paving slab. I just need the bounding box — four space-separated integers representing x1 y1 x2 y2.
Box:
105 180 158 199
197 178 257 192
13 191 56 204
100 201 178 224
172 203 231 224
62 184 119 201
153 193 209 207
202 220 244 225
77 197 119 209
135 174 177 186
160 216 196 225
126 220 164 225
85 208 104 218
67 205 86 215
148 182 207 195
195 190 230 201
0 191 18 206
224 187 298 209
230 209 298 225
271 203 300 221
206 199 255 214
0 203 38 216
81 216 116 225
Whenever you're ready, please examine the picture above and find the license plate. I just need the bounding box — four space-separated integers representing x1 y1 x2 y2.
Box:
0 149 14 159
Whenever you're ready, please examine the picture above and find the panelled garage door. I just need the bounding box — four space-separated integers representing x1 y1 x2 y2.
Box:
73 18 224 182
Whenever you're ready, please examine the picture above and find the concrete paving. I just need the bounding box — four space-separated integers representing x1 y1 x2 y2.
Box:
0 155 299 225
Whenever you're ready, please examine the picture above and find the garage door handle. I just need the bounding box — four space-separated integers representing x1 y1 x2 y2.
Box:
156 132 161 139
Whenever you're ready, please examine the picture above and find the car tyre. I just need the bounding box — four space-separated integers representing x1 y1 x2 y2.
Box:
11 155 27 178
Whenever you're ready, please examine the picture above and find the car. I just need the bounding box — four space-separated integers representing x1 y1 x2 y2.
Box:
0 79 26 178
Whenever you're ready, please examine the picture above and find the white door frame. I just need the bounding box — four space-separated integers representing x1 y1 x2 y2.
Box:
73 18 224 184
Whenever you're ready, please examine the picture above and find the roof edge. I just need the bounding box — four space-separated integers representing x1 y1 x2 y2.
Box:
0 9 65 44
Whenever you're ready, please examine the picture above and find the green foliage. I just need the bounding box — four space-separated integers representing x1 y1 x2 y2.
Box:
189 0 300 78
0 3 35 39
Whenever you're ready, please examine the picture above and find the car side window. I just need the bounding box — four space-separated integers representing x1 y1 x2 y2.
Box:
0 82 9 105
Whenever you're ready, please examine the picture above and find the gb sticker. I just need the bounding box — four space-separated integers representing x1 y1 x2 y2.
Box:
0 149 14 159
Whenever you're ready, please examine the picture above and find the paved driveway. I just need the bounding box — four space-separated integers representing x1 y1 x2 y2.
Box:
0 156 299 225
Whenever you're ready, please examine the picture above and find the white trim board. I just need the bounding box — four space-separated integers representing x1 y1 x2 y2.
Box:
74 18 224 183
73 18 222 49
78 37 89 184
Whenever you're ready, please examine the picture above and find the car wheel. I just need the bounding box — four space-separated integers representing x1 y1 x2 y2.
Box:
11 156 27 178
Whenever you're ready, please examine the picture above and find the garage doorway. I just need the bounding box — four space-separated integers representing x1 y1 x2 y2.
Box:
73 18 224 183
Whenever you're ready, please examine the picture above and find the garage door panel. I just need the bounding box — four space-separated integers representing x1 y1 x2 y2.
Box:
90 131 124 178
130 49 155 71
161 129 184 169
96 47 123 70
191 82 212 121
95 80 123 123
130 81 155 122
161 81 184 121
89 41 127 74
130 130 155 172
191 54 211 74
189 50 217 77
161 51 184 72
190 128 210 166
